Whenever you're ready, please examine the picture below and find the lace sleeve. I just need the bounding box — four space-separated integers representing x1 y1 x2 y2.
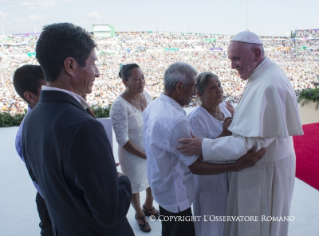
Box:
110 99 129 146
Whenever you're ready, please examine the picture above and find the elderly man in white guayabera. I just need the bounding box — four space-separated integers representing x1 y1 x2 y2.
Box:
177 31 304 236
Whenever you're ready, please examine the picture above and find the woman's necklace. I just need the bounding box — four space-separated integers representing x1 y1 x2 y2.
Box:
125 91 144 112
202 104 224 120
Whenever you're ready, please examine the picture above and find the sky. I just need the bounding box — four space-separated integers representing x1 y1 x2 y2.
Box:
0 0 318 36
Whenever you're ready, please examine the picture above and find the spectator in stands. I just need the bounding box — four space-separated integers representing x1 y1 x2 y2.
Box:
1 32 319 115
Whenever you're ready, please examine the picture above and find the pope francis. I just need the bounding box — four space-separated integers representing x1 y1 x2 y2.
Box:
177 31 303 236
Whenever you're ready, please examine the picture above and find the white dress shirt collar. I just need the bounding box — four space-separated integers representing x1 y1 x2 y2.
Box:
159 93 186 116
42 86 90 109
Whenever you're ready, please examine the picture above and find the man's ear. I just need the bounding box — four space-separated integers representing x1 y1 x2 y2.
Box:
63 57 76 76
254 48 262 61
23 91 36 104
175 81 183 94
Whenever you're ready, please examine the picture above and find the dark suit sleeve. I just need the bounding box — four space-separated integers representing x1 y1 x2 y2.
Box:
21 115 38 184
66 119 132 227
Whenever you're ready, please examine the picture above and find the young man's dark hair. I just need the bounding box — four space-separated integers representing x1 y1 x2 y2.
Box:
36 22 97 82
13 65 44 104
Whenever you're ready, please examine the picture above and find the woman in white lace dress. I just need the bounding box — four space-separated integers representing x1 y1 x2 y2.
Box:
110 64 158 233
188 72 234 236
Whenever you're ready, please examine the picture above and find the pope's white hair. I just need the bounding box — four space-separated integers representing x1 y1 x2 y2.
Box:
243 43 265 56
164 62 197 92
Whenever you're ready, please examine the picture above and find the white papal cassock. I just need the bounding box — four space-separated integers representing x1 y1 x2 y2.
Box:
201 57 303 236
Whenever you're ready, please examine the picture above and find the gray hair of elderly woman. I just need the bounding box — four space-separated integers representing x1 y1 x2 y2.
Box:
164 62 198 91
196 72 219 96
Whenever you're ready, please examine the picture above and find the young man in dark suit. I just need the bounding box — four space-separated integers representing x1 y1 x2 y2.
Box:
13 65 53 236
22 23 134 236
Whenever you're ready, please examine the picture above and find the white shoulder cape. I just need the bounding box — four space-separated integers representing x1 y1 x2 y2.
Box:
228 57 303 138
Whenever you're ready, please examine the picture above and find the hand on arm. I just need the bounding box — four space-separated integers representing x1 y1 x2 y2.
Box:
233 147 266 171
200 134 275 163
188 147 266 175
188 155 238 175
177 131 203 156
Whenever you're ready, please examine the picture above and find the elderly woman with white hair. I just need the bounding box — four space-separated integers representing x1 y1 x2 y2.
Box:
188 72 234 236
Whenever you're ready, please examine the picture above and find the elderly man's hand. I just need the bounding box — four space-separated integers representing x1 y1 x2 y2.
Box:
235 147 266 171
177 132 202 156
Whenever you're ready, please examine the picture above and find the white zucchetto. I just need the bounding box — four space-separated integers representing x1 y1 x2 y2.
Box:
231 31 263 45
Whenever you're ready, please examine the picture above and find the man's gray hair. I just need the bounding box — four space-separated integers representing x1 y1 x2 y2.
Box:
243 43 265 56
164 62 198 91
196 72 219 95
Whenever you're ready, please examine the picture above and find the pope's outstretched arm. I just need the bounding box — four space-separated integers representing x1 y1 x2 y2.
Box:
177 133 274 162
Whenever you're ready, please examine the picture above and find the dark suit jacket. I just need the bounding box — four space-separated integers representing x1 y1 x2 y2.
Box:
22 90 134 236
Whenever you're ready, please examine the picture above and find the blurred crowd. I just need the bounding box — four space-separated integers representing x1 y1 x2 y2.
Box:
1 31 319 116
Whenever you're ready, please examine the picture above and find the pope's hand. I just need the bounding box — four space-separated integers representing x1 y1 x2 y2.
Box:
235 148 266 171
177 132 202 156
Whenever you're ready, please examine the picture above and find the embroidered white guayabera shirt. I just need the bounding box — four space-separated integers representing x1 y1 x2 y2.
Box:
143 94 199 213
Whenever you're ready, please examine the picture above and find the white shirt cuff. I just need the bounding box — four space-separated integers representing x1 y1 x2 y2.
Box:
202 136 248 162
